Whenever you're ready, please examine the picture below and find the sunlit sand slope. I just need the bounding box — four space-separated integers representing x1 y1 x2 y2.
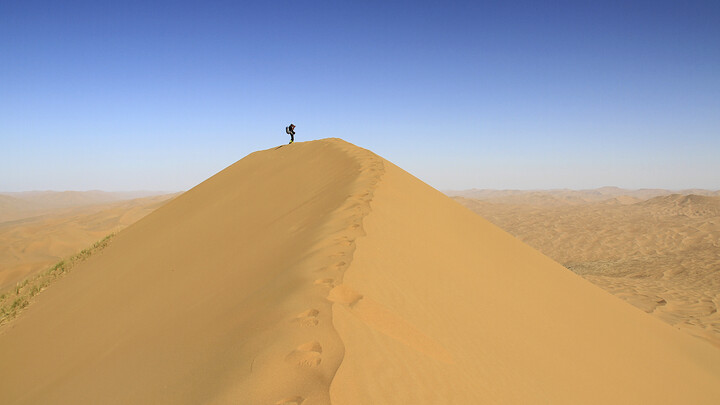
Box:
0 139 377 404
330 159 720 403
1 139 719 404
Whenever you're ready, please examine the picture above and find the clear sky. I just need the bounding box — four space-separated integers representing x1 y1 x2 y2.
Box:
1 0 719 192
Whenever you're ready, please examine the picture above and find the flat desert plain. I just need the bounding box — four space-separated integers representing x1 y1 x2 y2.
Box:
1 140 719 404
452 190 720 348
0 192 177 291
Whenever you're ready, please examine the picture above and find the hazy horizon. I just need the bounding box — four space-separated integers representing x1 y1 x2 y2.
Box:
2 185 719 195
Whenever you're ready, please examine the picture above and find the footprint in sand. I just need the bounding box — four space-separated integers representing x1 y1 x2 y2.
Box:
327 284 363 307
293 309 320 327
314 278 335 288
285 341 322 367
275 396 305 405
335 237 354 246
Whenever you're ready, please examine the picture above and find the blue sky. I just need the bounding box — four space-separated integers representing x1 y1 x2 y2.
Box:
1 0 718 191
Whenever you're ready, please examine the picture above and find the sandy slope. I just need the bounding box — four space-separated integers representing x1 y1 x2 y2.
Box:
0 140 369 404
0 194 177 291
330 159 720 404
454 194 720 348
1 139 719 404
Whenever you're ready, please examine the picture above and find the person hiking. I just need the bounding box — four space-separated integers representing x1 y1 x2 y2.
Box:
286 124 296 144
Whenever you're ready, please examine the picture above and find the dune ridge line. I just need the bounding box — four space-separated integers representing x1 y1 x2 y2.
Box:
296 141 388 404
228 139 388 404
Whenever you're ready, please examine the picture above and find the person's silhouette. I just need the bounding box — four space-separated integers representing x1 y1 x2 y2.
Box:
285 124 296 144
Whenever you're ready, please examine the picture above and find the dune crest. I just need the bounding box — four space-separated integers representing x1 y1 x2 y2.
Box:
1 139 719 404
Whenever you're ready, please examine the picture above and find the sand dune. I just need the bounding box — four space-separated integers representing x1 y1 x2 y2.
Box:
454 193 720 348
0 194 178 291
639 194 720 217
1 139 719 404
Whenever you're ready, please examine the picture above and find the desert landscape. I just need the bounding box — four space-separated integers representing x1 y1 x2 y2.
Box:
4 1 718 402
1 139 719 404
450 189 720 348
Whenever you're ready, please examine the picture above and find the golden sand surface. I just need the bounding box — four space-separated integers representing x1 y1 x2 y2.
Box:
454 193 720 348
0 194 177 291
1 139 719 404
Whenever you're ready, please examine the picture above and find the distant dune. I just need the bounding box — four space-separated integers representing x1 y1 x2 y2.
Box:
0 195 29 220
0 193 178 291
447 187 720 206
454 191 720 348
1 139 719 404
0 190 174 223
639 194 720 217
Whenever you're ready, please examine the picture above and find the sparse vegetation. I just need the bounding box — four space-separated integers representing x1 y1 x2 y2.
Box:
0 233 116 327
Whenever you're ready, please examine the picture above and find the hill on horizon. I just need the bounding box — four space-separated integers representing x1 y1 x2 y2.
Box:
1 138 719 404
